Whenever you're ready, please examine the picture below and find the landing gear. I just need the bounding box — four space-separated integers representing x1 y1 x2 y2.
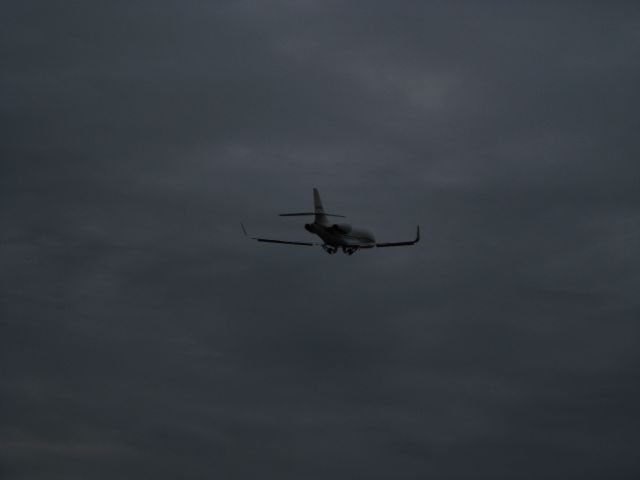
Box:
322 245 338 255
322 245 358 255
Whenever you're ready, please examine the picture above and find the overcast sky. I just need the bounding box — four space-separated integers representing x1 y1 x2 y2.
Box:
2 1 640 479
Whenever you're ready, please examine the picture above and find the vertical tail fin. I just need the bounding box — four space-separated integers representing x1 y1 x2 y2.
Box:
313 188 324 213
313 188 328 224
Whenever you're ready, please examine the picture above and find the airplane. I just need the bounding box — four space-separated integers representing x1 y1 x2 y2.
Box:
242 188 419 255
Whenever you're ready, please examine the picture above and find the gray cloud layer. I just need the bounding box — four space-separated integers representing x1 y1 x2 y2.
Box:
2 1 640 479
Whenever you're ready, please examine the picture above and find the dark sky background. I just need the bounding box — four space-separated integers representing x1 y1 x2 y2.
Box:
2 1 640 479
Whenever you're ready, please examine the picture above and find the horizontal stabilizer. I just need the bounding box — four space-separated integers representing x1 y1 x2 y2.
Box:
279 212 345 218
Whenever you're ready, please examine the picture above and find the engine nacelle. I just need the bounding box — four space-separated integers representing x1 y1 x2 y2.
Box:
332 223 352 234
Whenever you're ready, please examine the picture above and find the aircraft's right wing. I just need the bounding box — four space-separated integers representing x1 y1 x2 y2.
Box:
375 226 420 248
241 224 321 247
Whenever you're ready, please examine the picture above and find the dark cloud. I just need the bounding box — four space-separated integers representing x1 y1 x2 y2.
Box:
2 1 640 479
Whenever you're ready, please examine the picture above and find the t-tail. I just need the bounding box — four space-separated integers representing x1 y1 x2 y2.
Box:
279 188 345 224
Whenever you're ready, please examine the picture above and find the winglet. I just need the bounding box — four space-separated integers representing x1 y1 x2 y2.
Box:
416 225 420 243
241 223 248 236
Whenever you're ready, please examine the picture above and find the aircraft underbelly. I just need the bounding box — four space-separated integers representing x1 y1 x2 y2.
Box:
317 230 346 246
317 227 374 247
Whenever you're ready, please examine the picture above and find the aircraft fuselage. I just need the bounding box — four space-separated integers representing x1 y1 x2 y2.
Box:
305 221 376 248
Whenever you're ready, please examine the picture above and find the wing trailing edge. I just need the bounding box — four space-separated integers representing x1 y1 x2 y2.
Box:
241 223 321 246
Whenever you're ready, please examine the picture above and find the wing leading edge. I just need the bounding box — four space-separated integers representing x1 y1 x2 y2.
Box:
375 225 420 248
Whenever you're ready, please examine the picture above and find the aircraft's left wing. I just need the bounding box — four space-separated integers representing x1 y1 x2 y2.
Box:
241 224 321 246
375 225 420 248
